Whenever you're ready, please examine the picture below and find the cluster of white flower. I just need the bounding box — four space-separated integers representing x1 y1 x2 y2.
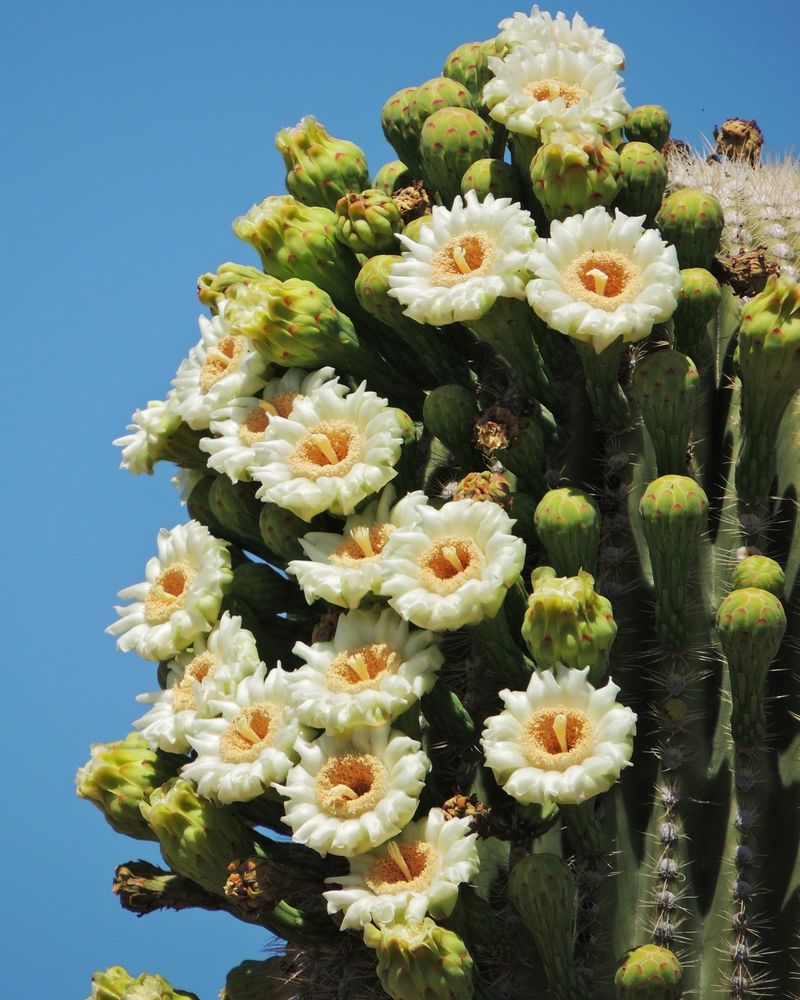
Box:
103 4 645 953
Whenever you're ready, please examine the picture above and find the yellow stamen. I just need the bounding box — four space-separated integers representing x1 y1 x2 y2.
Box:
311 433 340 465
328 784 359 801
452 244 472 274
351 526 376 558
586 267 609 296
235 718 264 745
262 401 278 416
442 545 465 573
553 713 569 754
346 653 371 683
386 841 413 881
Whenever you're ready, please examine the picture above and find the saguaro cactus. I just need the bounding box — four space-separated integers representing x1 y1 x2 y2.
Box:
84 7 800 1000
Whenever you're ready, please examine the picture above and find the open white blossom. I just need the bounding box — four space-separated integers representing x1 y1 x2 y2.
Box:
251 381 407 521
379 498 526 631
114 395 181 475
289 606 443 735
106 521 232 662
200 367 344 483
498 6 625 70
481 664 636 805
526 206 682 353
484 47 628 140
172 302 268 431
134 612 261 754
277 727 430 857
288 487 428 609
323 808 478 929
181 664 306 803
387 191 536 325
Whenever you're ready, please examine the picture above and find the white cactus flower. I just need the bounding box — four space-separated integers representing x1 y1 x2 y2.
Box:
526 206 681 354
250 381 408 521
181 664 306 803
134 612 261 754
287 487 428 609
484 47 628 140
497 6 625 70
106 521 232 662
200 366 344 483
113 395 181 475
379 498 526 631
481 664 636 805
277 727 430 857
172 302 268 430
387 191 536 325
289 606 444 735
323 808 479 930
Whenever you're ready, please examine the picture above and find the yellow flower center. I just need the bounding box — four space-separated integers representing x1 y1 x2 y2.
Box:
289 420 363 480
144 562 196 626
171 651 217 712
521 706 594 772
315 753 387 818
199 335 248 393
430 233 496 288
564 250 644 311
330 523 397 566
219 703 280 764
523 78 587 107
417 535 483 596
326 643 400 693
365 840 437 895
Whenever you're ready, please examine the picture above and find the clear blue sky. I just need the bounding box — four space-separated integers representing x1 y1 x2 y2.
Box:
4 1 799 996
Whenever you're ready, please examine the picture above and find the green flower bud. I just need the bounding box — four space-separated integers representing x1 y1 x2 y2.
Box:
139 778 255 896
522 566 617 684
355 255 471 387
509 489 540 551
423 384 480 470
672 267 721 357
410 76 475 139
381 87 423 175
655 189 724 269
731 554 785 599
373 160 413 195
509 854 584 1000
461 157 522 201
530 132 623 223
442 40 494 100
614 944 683 998
632 349 700 474
717 587 786 745
534 487 601 576
275 116 370 211
735 275 800 505
402 213 433 242
419 106 494 205
639 475 708 650
624 105 672 151
186 475 235 542
334 188 402 256
88 966 198 1000
197 262 269 313
615 141 667 223
258 502 307 564
364 919 475 1000
224 275 375 378
232 196 361 314
76 733 181 841
221 958 295 1000
228 559 309 618
209 476 269 557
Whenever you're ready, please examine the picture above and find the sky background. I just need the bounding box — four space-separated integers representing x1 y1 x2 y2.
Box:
4 1 800 997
